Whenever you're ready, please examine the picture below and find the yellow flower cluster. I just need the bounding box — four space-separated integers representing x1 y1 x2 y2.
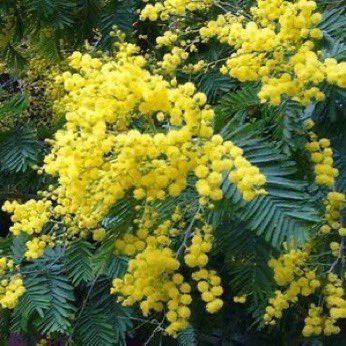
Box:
156 31 178 47
158 47 189 74
112 207 224 335
92 228 106 242
182 60 207 74
227 144 267 202
2 200 52 236
265 248 322 325
111 206 193 336
320 192 346 234
0 277 25 309
193 269 223 313
185 224 224 313
265 267 320 325
325 274 346 322
0 42 267 234
319 191 345 260
305 131 338 186
140 0 215 22
184 224 213 268
265 129 346 335
114 206 160 256
115 233 147 256
268 249 309 286
266 242 346 336
43 46 220 229
329 242 340 258
0 257 25 310
200 1 346 105
303 304 328 337
325 59 346 88
37 337 51 346
195 135 266 204
153 207 184 245
111 244 191 337
302 273 346 337
0 257 14 276
25 235 54 260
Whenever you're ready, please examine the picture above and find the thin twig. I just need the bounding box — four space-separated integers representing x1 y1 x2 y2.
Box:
66 265 105 345
143 315 165 346
328 237 345 273
176 205 201 258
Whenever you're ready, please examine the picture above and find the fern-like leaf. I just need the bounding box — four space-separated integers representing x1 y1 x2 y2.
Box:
215 221 274 301
214 137 320 247
13 247 76 335
267 102 305 156
194 71 236 104
319 8 346 41
214 85 260 132
0 127 39 173
74 279 132 346
36 264 75 334
11 275 50 333
178 327 198 346
0 93 29 119
74 305 118 346
65 239 95 285
22 0 77 30
11 233 28 264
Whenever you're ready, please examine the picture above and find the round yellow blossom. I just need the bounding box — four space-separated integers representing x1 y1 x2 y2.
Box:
93 228 106 242
233 295 247 303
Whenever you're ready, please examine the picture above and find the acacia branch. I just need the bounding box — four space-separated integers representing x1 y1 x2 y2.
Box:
176 205 201 258
328 237 345 273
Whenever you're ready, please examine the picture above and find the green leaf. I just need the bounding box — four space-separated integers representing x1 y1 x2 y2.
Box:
311 83 346 137
319 8 346 41
34 33 61 61
0 93 29 119
3 44 27 73
102 195 135 232
92 237 115 276
194 71 236 104
14 248 76 335
214 85 260 132
215 221 274 301
11 233 28 264
214 137 320 247
0 127 40 173
36 264 75 334
22 0 77 30
0 309 10 342
335 144 346 193
178 327 197 346
0 236 12 257
92 236 129 279
65 239 95 285
11 275 51 334
323 35 346 61
267 102 305 156
74 279 133 346
98 0 137 48
74 305 118 346
106 256 128 279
